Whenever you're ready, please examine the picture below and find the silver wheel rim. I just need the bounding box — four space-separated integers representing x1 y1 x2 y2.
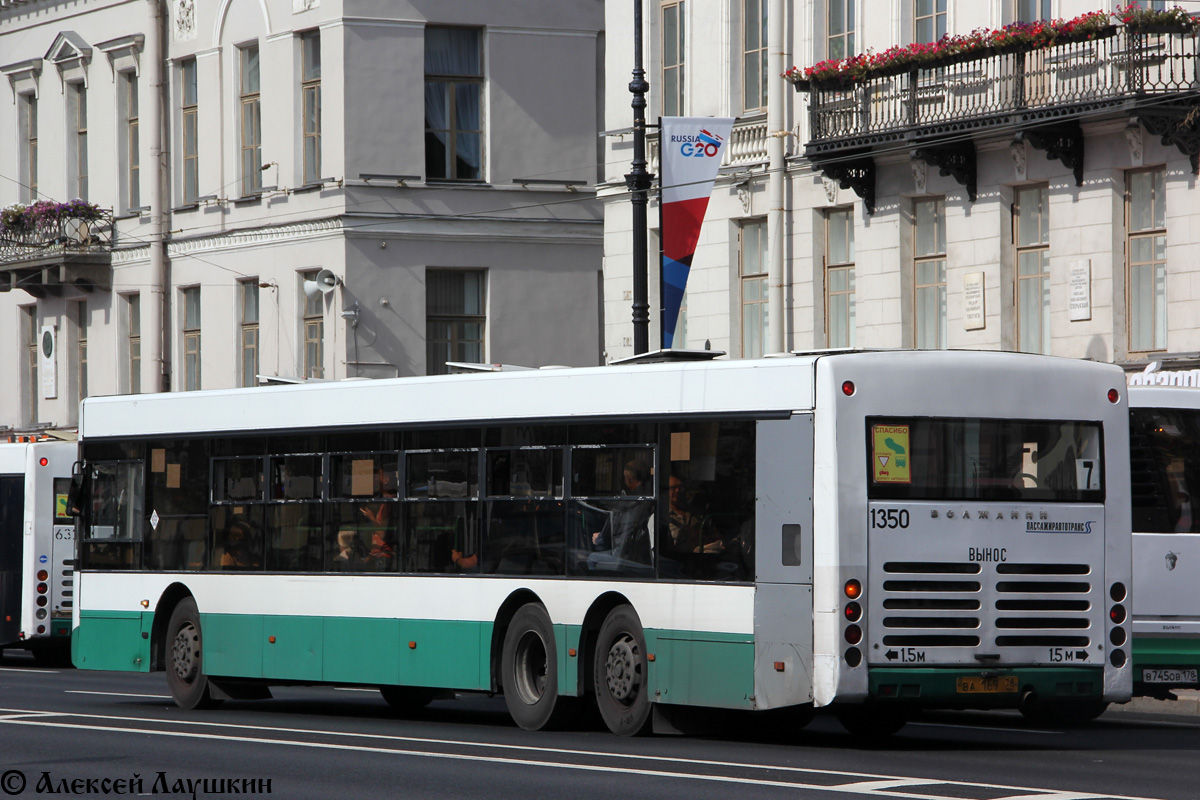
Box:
605 633 640 704
514 629 548 705
172 622 200 685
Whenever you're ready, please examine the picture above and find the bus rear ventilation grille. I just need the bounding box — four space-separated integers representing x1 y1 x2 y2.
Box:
884 598 981 610
882 635 981 647
883 562 981 574
996 563 1090 575
882 616 979 629
996 581 1090 594
996 635 1090 647
996 617 1090 629
996 599 1090 611
883 580 982 593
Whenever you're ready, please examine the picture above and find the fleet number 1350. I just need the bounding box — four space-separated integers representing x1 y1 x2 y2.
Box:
870 508 910 529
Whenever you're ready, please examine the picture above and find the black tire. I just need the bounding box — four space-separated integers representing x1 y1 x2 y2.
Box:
380 686 436 713
165 598 221 710
501 603 566 731
593 604 652 736
836 706 908 738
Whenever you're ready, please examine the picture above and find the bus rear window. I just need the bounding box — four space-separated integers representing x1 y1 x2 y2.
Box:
866 417 1104 503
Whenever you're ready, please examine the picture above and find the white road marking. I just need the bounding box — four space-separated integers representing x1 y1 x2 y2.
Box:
0 667 59 674
64 691 172 699
0 707 1170 800
332 687 379 693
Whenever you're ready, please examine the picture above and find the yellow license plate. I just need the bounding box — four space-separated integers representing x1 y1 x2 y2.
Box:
956 676 1018 694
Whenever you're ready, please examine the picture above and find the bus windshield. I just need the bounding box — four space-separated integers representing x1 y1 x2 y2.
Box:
867 417 1104 503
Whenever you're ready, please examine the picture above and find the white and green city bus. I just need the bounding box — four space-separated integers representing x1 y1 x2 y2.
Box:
0 440 77 660
71 350 1131 734
1127 385 1200 698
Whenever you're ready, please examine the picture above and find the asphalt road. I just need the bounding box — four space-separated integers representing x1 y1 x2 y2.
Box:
1 651 1198 800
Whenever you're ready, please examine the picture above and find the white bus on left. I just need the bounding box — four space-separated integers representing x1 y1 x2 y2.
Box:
0 440 77 660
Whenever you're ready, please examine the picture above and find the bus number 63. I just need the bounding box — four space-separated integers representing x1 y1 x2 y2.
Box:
870 508 910 530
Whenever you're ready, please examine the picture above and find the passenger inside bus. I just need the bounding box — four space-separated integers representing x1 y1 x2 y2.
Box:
218 516 260 569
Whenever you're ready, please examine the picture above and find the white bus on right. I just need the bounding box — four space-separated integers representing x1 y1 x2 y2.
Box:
1128 386 1200 699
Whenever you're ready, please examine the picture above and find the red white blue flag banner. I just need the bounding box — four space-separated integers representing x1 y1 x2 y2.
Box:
659 116 735 349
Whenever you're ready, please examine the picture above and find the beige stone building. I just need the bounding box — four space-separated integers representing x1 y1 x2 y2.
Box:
0 0 605 436
600 1 1199 372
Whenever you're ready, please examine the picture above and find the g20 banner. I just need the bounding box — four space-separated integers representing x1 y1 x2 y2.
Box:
660 116 735 349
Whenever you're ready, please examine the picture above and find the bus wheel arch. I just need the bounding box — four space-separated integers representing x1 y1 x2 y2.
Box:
499 601 570 730
489 589 544 694
163 596 221 710
151 583 195 672
593 602 653 736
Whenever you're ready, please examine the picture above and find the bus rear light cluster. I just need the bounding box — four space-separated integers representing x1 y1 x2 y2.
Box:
1108 582 1127 668
37 570 48 581
844 578 863 664
1107 388 1121 404
35 596 47 608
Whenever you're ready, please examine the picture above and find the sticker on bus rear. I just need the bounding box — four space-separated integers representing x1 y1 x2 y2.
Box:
872 424 911 484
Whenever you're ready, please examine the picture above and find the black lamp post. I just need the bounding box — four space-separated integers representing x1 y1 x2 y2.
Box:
625 0 654 355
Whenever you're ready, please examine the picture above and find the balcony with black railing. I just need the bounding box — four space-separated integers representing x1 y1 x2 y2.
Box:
0 203 114 296
792 24 1200 213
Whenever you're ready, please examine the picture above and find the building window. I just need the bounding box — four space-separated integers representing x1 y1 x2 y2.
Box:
1015 185 1050 354
240 44 262 196
1127 168 1167 353
662 2 686 116
302 271 324 379
76 301 88 403
240 280 260 388
827 0 855 60
20 94 37 202
426 269 485 375
70 84 88 200
183 287 201 391
825 208 856 348
743 0 767 112
1016 0 1052 21
915 0 946 43
181 58 199 204
122 72 140 210
1130 1 1166 9
425 27 482 181
126 294 141 394
24 307 38 425
740 220 768 358
914 197 947 349
301 31 322 185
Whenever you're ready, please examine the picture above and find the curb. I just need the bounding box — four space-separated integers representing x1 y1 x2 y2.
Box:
1110 689 1200 715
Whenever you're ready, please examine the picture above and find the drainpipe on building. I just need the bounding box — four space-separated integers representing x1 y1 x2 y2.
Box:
145 0 167 391
766 0 787 355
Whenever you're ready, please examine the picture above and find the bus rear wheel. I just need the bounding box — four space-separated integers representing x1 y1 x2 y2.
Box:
593 605 652 736
501 603 566 731
165 598 221 710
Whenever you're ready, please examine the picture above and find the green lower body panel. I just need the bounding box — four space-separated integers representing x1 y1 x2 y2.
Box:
868 666 1104 707
73 611 152 672
1132 636 1200 669
647 631 755 709
1132 637 1200 694
73 609 753 708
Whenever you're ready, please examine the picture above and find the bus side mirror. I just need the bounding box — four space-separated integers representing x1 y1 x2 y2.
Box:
66 466 88 517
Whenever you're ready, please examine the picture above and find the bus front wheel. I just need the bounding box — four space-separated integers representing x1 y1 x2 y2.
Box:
593 605 652 736
501 603 566 731
165 598 221 710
